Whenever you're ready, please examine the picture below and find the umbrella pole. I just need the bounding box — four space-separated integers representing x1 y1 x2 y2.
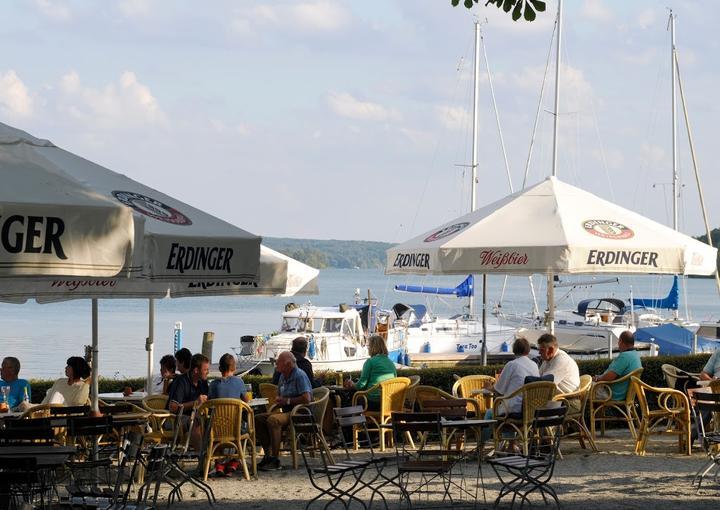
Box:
91 298 99 414
481 274 487 366
546 273 555 335
146 298 155 394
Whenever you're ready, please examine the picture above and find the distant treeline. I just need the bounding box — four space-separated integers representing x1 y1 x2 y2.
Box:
264 237 393 269
265 229 720 272
695 228 720 274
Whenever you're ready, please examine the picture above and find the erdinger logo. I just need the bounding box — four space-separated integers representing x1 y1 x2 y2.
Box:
583 219 633 240
424 222 469 243
112 191 192 226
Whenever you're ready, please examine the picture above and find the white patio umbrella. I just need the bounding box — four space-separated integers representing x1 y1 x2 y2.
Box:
0 121 279 411
387 177 717 277
387 177 717 360
0 130 137 278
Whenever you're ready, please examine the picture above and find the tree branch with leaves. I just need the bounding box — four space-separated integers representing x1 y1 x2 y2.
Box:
452 0 547 22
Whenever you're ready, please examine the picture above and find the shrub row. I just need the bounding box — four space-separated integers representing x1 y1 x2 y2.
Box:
27 353 710 404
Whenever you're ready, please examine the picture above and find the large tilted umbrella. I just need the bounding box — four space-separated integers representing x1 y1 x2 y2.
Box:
387 177 717 359
0 122 317 411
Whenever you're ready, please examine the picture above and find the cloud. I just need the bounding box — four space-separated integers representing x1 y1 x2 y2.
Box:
435 105 471 131
637 8 657 30
581 0 612 22
33 0 71 21
0 71 34 118
640 143 666 166
57 71 167 129
118 0 151 17
326 91 400 122
230 1 351 36
619 48 657 66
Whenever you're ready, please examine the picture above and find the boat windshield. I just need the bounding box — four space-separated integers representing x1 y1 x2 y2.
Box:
323 318 342 333
281 317 321 333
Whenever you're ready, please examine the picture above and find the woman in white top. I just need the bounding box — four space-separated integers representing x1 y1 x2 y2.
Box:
41 356 91 406
485 337 539 416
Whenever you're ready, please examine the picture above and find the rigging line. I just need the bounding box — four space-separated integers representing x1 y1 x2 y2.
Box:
675 50 720 296
522 16 557 190
399 28 474 244
479 26 513 193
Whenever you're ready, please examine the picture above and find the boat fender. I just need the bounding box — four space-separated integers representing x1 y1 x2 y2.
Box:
422 341 431 353
308 335 316 359
501 341 509 353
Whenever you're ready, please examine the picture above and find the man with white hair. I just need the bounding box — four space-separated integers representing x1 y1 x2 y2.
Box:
255 351 312 471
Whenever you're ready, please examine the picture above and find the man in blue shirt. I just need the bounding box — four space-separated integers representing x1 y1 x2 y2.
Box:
700 349 720 381
255 351 312 471
592 331 642 400
1 357 31 410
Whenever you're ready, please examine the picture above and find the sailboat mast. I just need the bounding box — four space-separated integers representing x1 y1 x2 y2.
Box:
551 0 563 178
670 10 679 231
468 20 480 318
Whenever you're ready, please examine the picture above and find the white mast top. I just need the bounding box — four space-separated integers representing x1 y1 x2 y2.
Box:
670 10 679 231
551 0 563 177
468 20 481 317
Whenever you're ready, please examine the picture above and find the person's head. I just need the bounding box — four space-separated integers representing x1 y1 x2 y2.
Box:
291 336 308 357
618 330 635 351
218 353 236 376
368 335 388 357
65 356 91 381
1 357 20 382
276 351 297 378
159 354 176 378
175 348 192 374
537 333 559 361
512 337 531 357
189 353 210 382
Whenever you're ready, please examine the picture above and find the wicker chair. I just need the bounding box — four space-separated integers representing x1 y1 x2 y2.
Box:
20 403 63 419
452 375 496 416
197 398 256 480
631 376 691 456
553 374 597 452
403 375 421 412
589 368 644 439
259 383 279 402
492 381 557 455
661 364 700 392
140 394 174 444
351 377 410 451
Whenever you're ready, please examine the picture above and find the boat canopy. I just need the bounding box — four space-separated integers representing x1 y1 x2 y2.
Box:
391 303 428 326
635 323 720 355
631 276 679 310
394 275 474 298
575 298 626 317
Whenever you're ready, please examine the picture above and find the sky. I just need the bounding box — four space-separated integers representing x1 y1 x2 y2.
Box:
0 0 718 243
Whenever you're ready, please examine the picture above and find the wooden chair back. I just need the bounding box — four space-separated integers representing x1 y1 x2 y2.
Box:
452 374 496 413
259 383 278 402
142 394 168 412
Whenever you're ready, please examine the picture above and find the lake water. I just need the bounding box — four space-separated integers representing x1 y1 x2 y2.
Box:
2 269 719 379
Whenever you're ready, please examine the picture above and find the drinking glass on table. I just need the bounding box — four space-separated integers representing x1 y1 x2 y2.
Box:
0 386 9 411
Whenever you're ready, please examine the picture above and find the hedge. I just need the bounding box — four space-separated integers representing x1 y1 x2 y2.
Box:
27 353 711 403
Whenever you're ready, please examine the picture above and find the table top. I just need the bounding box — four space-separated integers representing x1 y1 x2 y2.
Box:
0 445 77 456
248 398 269 407
0 411 23 420
470 389 496 396
440 418 497 428
98 392 148 402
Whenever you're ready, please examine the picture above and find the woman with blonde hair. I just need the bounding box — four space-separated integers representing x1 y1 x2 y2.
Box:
344 335 396 411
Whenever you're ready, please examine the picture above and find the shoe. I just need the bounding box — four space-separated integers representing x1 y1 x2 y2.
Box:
258 457 281 471
257 456 271 468
224 460 239 475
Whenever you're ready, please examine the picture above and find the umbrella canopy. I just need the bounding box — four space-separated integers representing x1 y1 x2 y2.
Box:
0 122 261 284
387 177 717 277
0 129 137 278
0 244 319 302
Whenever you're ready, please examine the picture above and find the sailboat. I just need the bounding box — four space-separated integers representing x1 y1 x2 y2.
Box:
392 21 518 363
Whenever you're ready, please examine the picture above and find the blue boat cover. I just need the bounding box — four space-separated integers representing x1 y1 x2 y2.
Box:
635 323 720 355
394 275 474 298
632 276 679 310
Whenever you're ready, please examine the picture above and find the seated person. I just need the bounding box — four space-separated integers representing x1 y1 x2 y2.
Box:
344 335 396 411
592 330 642 400
208 353 249 477
209 353 249 401
255 351 312 471
41 356 91 406
485 337 539 418
700 348 720 382
165 347 193 397
167 353 210 451
0 356 32 411
538 333 580 394
271 336 318 388
150 354 177 395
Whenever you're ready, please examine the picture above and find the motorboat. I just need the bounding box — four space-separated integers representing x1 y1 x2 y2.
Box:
239 299 408 375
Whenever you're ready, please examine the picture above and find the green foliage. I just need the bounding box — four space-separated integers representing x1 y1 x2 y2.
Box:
451 0 546 22
694 228 720 274
264 237 393 269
